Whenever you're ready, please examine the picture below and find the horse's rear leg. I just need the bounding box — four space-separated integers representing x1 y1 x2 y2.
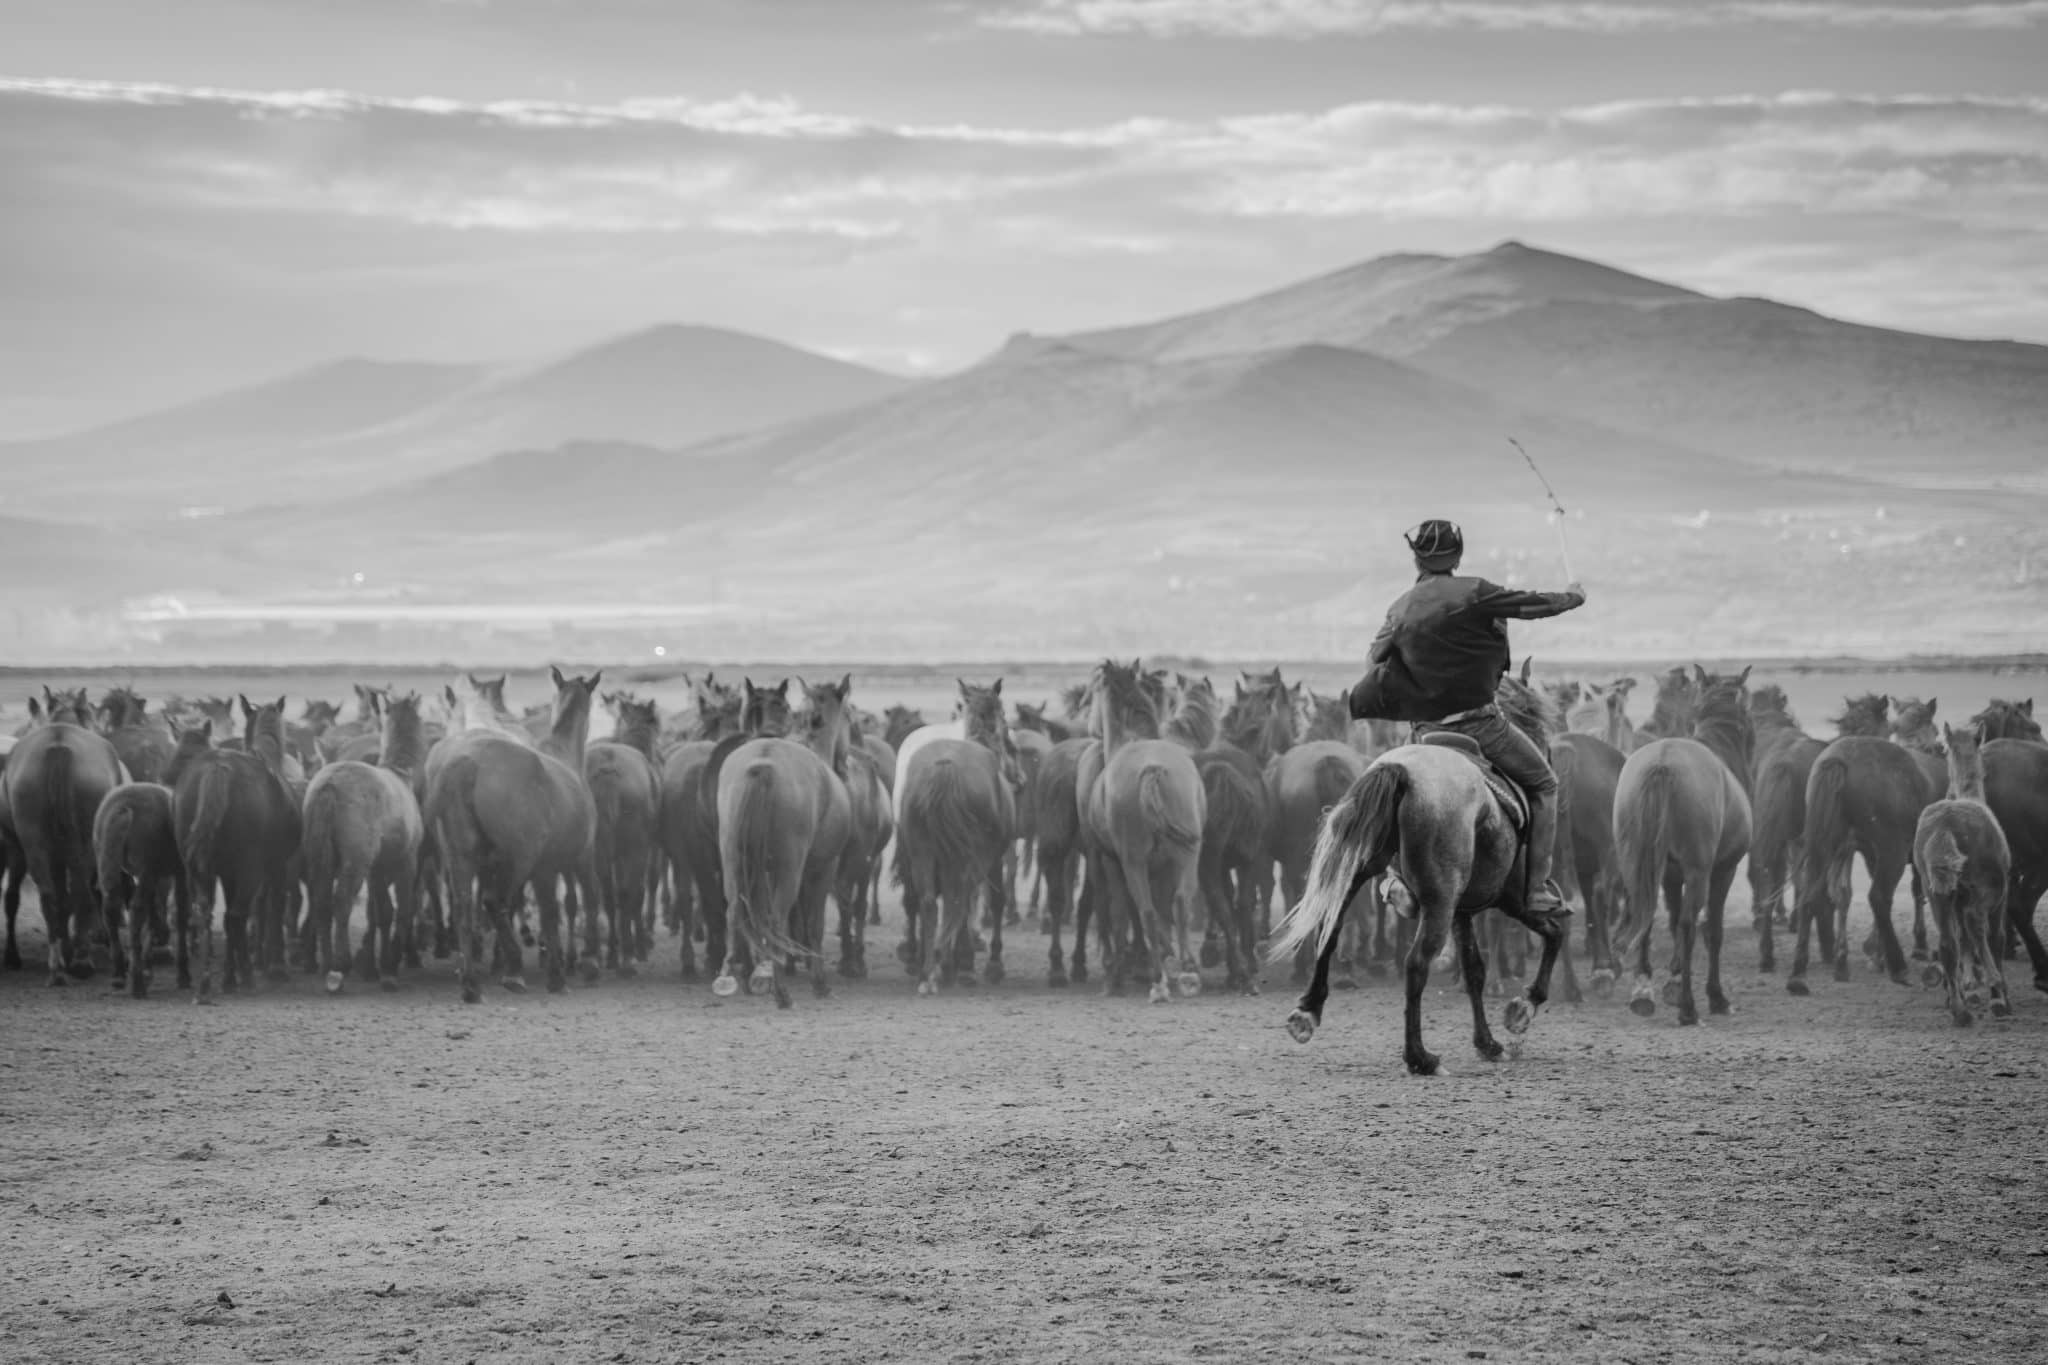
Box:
535 877 567 994
1670 874 1706 1026
1454 913 1504 1061
1968 889 2012 1019
1703 857 1739 1016
984 862 1008 986
1286 898 1353 1043
1866 858 1912 984
2 852 22 970
1403 911 1452 1076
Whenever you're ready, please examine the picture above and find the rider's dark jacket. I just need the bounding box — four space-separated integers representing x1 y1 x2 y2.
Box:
1350 571 1586 722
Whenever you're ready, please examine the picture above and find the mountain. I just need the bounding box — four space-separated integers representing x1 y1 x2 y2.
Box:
1051 241 2048 489
0 326 915 519
172 339 2048 659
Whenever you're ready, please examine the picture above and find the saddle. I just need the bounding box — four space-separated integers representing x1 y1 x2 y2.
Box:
1415 732 1530 833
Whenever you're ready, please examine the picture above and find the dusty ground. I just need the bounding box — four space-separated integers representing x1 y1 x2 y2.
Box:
4 882 2045 1365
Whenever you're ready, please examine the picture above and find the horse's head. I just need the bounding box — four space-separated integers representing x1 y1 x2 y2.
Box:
741 678 794 738
239 694 290 756
608 692 662 754
1495 672 1558 749
1971 697 2042 744
1833 692 1890 738
1302 689 1350 743
379 691 429 771
1059 680 1092 723
1091 658 1161 744
96 685 146 732
41 686 92 727
195 695 234 729
957 677 1009 752
1013 701 1048 734
880 704 925 750
466 672 511 718
793 675 853 766
546 666 602 740
1890 696 1942 755
1748 683 1795 727
1940 721 1987 790
301 698 342 730
163 719 215 784
352 683 387 725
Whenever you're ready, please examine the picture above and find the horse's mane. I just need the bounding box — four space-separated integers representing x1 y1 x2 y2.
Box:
1165 676 1218 749
606 693 662 757
1890 697 1945 756
379 693 430 774
1692 676 1755 786
1093 660 1161 743
1748 683 1798 731
1060 681 1091 722
1832 692 1890 739
741 680 793 739
1494 674 1557 749
1971 698 2042 744
959 680 1010 754
1301 690 1350 743
1642 666 1696 737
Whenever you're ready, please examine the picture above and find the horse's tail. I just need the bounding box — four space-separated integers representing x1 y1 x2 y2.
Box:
1751 752 1805 901
301 779 346 902
95 791 132 903
1267 762 1403 965
725 761 813 962
1138 764 1202 850
1200 758 1267 857
1920 819 1967 897
903 756 1004 901
1311 753 1355 813
182 760 233 889
41 741 80 874
1801 752 1853 908
1616 762 1678 959
424 753 481 856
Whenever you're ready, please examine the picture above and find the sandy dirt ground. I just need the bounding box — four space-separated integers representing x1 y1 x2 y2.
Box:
4 878 2045 1365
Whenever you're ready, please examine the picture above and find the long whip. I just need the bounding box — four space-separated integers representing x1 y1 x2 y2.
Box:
1507 437 1575 584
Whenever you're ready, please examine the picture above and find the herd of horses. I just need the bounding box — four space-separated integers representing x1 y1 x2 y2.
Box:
1 661 2043 1072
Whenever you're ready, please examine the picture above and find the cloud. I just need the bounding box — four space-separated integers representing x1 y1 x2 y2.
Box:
1 75 2045 431
981 0 2048 38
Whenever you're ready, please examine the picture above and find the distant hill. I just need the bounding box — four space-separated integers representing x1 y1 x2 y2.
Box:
0 326 915 519
1051 241 2048 489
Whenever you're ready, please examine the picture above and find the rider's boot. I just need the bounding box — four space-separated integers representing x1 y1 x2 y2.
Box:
1524 787 1571 928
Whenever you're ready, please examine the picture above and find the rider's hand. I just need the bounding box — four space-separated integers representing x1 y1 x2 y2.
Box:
1567 581 1586 599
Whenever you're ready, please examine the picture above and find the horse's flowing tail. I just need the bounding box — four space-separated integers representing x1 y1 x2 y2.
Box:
1802 753 1853 908
42 742 78 875
95 794 132 902
1616 762 1678 961
1920 821 1967 897
1267 763 1404 965
302 782 346 901
725 762 813 963
903 756 1003 908
1138 765 1202 849
1200 759 1266 856
1752 752 1805 902
181 760 233 891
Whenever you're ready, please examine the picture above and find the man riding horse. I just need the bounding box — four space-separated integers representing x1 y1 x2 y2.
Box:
1348 518 1586 924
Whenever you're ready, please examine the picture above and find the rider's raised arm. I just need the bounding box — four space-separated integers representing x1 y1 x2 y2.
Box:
1472 581 1586 622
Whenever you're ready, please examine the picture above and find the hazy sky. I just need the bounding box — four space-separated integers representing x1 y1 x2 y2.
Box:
4 0 2044 434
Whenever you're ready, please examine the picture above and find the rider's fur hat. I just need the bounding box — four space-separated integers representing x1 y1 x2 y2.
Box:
1405 518 1464 570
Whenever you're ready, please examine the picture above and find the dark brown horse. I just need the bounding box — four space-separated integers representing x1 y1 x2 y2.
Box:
834 718 894 980
7 688 128 984
1972 698 2048 992
1748 690 1889 970
585 692 663 977
170 709 302 1002
1788 694 1944 993
95 686 175 784
1613 667 1754 1024
1632 666 1699 750
299 691 428 993
93 778 188 998
1078 660 1207 1002
1913 723 2012 1026
898 679 1017 995
1032 734 1097 986
426 668 598 1002
713 676 854 1007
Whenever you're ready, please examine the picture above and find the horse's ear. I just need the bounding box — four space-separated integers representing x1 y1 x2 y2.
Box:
1692 663 1709 687
549 665 566 689
275 695 286 717
239 694 254 720
989 678 1001 698
1942 722 1956 745
1926 697 1937 719
199 719 212 741
2024 699 2036 717
1519 658 1532 685
27 696 42 721
1736 666 1752 686
1878 694 1891 713
587 670 603 691
774 679 791 698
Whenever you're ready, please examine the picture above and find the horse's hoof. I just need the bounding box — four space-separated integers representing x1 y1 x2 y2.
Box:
774 985 792 1010
1921 963 1945 988
1628 995 1656 1018
616 963 637 980
1176 971 1202 997
1951 1009 1974 1028
148 947 174 967
2034 976 2048 995
1503 997 1536 1036
195 992 217 1007
1911 946 1929 962
1709 998 1731 1016
129 978 148 1001
812 978 831 999
47 973 69 989
501 977 527 995
1072 966 1089 986
750 963 774 986
985 962 1006 986
1405 1050 1440 1077
1590 970 1614 999
460 983 482 1004
712 974 738 997
1787 977 1810 997
1834 964 1853 984
1758 958 1775 975
1285 1010 1317 1044
1992 1000 2013 1018
324 971 344 994
1199 943 1221 968
578 962 601 984
1149 983 1171 1004
1661 978 1681 1005
379 978 400 994
1476 1039 1505 1062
